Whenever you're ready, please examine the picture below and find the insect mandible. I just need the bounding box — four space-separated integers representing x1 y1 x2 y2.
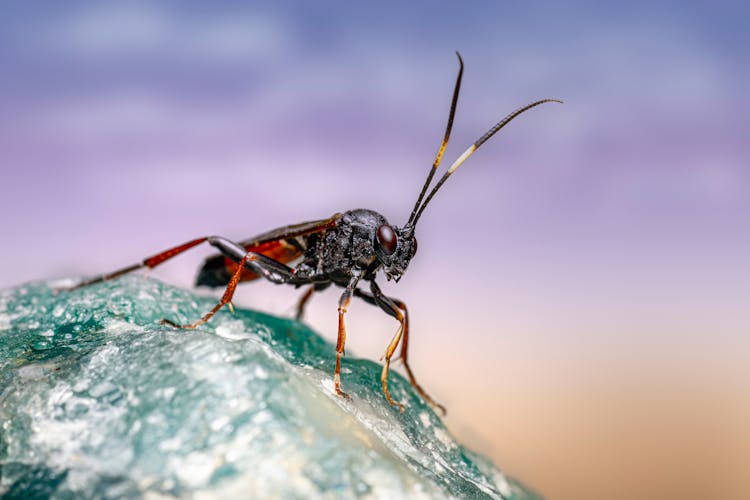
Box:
60 53 561 413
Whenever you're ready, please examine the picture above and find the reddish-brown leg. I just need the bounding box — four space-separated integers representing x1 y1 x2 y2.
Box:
392 298 446 415
355 285 446 414
160 255 251 329
57 237 208 292
335 295 350 398
295 286 315 320
380 317 405 412
334 271 361 398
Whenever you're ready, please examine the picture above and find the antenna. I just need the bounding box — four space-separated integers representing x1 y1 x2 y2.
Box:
411 98 563 225
407 52 464 226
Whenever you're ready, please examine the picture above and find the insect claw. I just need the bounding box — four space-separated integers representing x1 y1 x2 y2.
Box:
52 281 83 295
159 318 195 329
385 394 405 413
337 389 351 400
334 382 351 400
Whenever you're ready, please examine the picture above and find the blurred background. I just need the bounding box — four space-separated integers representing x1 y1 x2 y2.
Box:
1 2 748 498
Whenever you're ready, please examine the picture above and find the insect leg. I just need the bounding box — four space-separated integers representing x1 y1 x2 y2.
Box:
160 238 301 329
295 286 315 320
334 271 362 398
294 282 332 320
352 288 403 411
389 298 446 415
61 234 302 295
353 284 403 412
160 253 252 329
206 237 297 284
354 283 445 414
58 237 209 291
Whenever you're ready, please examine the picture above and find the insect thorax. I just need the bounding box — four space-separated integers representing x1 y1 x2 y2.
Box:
292 209 385 284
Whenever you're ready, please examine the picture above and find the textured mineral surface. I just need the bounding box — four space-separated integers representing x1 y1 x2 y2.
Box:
0 276 537 499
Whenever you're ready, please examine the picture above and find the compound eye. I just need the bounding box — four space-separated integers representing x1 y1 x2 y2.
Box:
376 224 397 255
411 237 418 257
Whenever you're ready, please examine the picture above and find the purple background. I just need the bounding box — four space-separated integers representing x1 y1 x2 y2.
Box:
2 2 749 498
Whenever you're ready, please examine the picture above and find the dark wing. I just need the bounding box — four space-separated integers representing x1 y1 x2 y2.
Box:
195 214 341 288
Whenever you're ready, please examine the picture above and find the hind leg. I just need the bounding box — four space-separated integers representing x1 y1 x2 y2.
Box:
160 238 300 329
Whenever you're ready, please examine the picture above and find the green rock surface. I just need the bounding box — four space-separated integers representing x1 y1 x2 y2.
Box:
0 276 538 499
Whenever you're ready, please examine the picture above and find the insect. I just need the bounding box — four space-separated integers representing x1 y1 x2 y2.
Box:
61 53 560 414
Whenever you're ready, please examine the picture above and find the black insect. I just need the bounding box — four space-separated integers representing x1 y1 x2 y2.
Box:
61 53 561 413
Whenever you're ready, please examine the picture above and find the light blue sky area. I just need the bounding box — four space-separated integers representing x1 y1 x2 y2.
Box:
2 2 746 199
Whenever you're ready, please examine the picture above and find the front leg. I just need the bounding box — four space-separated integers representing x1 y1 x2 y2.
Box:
351 284 403 411
334 270 362 398
354 282 445 414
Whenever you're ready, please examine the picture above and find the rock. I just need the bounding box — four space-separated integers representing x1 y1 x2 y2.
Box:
0 276 537 499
